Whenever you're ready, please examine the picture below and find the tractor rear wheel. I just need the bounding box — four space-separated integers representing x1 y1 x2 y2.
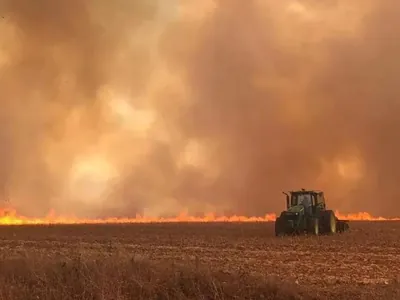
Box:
324 210 337 234
275 217 285 236
309 218 319 235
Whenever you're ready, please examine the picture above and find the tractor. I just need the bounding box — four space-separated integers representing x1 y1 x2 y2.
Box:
275 189 349 236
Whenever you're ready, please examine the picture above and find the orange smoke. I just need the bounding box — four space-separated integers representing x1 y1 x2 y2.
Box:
0 208 398 225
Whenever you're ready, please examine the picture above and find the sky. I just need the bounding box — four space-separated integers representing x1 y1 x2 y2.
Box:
0 0 399 218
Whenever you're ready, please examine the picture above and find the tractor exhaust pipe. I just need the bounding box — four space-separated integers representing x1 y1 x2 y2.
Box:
282 192 289 209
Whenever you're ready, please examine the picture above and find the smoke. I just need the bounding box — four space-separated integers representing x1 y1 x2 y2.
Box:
0 0 399 217
0 0 158 216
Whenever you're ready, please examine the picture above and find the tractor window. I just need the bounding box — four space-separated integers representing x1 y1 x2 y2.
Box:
292 194 312 207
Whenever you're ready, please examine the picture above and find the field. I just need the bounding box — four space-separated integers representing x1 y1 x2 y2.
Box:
0 222 398 299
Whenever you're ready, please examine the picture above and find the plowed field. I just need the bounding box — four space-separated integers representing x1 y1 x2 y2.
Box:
0 221 399 299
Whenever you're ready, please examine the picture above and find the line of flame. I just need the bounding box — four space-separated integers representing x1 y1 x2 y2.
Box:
0 208 398 225
334 211 400 221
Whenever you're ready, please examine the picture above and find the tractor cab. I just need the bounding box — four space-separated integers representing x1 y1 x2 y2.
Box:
283 189 326 214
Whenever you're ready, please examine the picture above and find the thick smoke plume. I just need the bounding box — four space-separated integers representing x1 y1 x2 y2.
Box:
0 0 399 217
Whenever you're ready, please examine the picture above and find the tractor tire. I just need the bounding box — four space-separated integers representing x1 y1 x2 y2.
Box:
323 210 337 234
309 218 319 236
275 217 285 237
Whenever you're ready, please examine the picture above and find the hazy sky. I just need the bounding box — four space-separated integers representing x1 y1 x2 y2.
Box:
0 0 399 217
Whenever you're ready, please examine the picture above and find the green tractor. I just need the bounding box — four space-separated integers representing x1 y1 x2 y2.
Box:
275 189 350 236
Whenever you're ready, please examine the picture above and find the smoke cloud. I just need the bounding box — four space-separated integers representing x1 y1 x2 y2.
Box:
0 0 398 217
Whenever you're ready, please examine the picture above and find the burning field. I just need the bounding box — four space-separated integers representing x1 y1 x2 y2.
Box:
0 221 398 299
0 208 399 299
1 0 400 299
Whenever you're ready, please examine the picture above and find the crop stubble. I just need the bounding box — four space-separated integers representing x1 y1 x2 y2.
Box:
0 221 398 299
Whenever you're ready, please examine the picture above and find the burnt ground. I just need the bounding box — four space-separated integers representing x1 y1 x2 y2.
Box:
0 221 398 299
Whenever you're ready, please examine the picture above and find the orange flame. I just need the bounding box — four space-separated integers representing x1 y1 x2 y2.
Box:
334 211 400 221
0 208 398 225
0 209 277 225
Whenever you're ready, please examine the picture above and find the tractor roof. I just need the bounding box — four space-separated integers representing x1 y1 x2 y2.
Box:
290 189 323 194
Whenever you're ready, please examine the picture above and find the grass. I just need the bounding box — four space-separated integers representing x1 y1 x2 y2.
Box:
0 251 313 300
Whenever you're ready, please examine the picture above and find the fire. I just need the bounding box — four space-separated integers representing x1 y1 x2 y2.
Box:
334 211 400 221
0 209 398 225
0 209 277 225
